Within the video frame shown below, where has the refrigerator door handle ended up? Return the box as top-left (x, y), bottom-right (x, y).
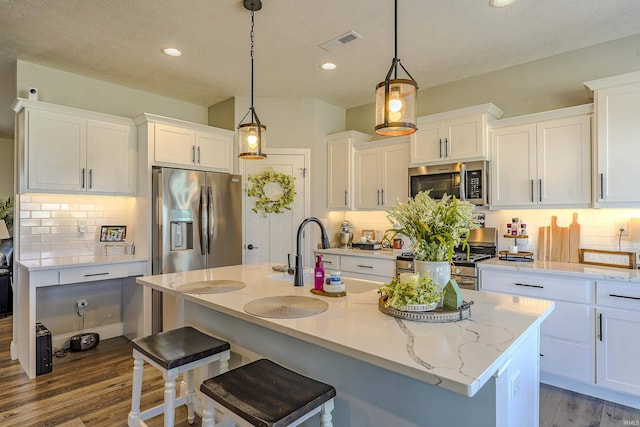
top-left (208, 186), bottom-right (214, 254)
top-left (200, 186), bottom-right (208, 255)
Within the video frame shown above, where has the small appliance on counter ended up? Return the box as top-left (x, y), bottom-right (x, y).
top-left (338, 221), bottom-right (352, 248)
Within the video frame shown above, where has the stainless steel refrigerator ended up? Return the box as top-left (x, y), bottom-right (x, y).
top-left (151, 167), bottom-right (242, 331)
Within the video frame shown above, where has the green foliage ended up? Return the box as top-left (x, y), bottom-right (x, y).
top-left (246, 168), bottom-right (296, 216)
top-left (386, 191), bottom-right (479, 263)
top-left (379, 273), bottom-right (442, 308)
top-left (0, 196), bottom-right (13, 232)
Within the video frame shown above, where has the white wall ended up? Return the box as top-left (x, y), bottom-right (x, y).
top-left (0, 137), bottom-right (12, 199)
top-left (16, 61), bottom-right (208, 124)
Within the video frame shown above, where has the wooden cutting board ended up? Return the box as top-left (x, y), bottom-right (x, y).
top-left (568, 212), bottom-right (581, 263)
top-left (538, 215), bottom-right (572, 262)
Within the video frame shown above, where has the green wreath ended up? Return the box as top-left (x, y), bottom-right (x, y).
top-left (247, 167), bottom-right (296, 216)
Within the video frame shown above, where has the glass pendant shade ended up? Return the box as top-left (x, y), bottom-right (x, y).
top-left (375, 78), bottom-right (417, 136)
top-left (238, 122), bottom-right (267, 159)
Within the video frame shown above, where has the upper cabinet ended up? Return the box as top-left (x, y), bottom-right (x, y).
top-left (410, 103), bottom-right (503, 166)
top-left (489, 105), bottom-right (592, 208)
top-left (585, 72), bottom-right (640, 207)
top-left (326, 131), bottom-right (371, 210)
top-left (136, 114), bottom-right (234, 173)
top-left (354, 137), bottom-right (409, 210)
top-left (13, 99), bottom-right (136, 195)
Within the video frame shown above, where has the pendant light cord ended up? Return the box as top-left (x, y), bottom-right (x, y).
top-left (250, 7), bottom-right (255, 121)
top-left (394, 0), bottom-right (398, 79)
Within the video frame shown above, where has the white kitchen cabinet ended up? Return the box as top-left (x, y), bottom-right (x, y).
top-left (14, 99), bottom-right (136, 195)
top-left (479, 268), bottom-right (595, 385)
top-left (585, 72), bottom-right (640, 206)
top-left (314, 250), bottom-right (395, 282)
top-left (354, 137), bottom-right (409, 209)
top-left (151, 120), bottom-right (234, 172)
top-left (326, 131), bottom-right (371, 209)
top-left (595, 280), bottom-right (640, 396)
top-left (410, 103), bottom-right (503, 165)
top-left (490, 106), bottom-right (592, 208)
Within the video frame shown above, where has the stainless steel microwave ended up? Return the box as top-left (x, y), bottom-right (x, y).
top-left (409, 161), bottom-right (488, 206)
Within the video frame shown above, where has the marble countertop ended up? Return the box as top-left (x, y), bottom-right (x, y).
top-left (479, 257), bottom-right (640, 282)
top-left (16, 255), bottom-right (148, 271)
top-left (314, 247), bottom-right (399, 259)
top-left (137, 262), bottom-right (553, 397)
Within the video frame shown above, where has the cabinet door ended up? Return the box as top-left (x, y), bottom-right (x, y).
top-left (354, 148), bottom-right (382, 209)
top-left (490, 124), bottom-right (537, 207)
top-left (154, 123), bottom-right (196, 166)
top-left (327, 138), bottom-right (352, 209)
top-left (196, 130), bottom-right (232, 172)
top-left (596, 307), bottom-right (640, 395)
top-left (86, 120), bottom-right (136, 194)
top-left (537, 115), bottom-right (591, 205)
top-left (410, 119), bottom-right (444, 164)
top-left (380, 143), bottom-right (409, 207)
top-left (445, 114), bottom-right (484, 161)
top-left (27, 109), bottom-right (86, 191)
top-left (595, 82), bottom-right (640, 204)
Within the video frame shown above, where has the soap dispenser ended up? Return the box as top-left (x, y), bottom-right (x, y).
top-left (314, 255), bottom-right (325, 290)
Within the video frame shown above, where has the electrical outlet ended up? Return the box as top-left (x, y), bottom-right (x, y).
top-left (509, 370), bottom-right (521, 399)
top-left (76, 299), bottom-right (88, 316)
top-left (78, 220), bottom-right (86, 234)
top-left (616, 220), bottom-right (629, 236)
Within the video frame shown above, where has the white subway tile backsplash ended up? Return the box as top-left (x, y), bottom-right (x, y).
top-left (18, 194), bottom-right (132, 260)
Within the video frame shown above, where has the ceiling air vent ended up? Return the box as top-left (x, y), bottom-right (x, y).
top-left (319, 31), bottom-right (362, 52)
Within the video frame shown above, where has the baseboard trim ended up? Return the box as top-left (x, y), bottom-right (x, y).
top-left (52, 322), bottom-right (124, 350)
top-left (541, 372), bottom-right (640, 410)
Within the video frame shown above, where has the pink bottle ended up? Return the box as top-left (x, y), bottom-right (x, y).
top-left (314, 255), bottom-right (325, 290)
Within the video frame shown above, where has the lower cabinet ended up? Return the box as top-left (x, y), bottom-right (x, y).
top-left (316, 252), bottom-right (395, 282)
top-left (479, 269), bottom-right (595, 385)
top-left (596, 281), bottom-right (640, 396)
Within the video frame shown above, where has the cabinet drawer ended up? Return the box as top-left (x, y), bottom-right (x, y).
top-left (59, 264), bottom-right (130, 285)
top-left (480, 270), bottom-right (593, 303)
top-left (540, 337), bottom-right (593, 384)
top-left (320, 254), bottom-right (340, 271)
top-left (540, 300), bottom-right (592, 344)
top-left (340, 256), bottom-right (395, 278)
top-left (597, 280), bottom-right (640, 310)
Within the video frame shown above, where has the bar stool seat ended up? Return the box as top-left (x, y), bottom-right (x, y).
top-left (200, 359), bottom-right (336, 427)
top-left (128, 326), bottom-right (231, 427)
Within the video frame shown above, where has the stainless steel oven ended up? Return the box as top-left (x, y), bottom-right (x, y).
top-left (409, 160), bottom-right (488, 206)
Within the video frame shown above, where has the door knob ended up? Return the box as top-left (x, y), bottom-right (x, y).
top-left (247, 244), bottom-right (258, 250)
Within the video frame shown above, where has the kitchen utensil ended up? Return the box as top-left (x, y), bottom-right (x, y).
top-left (569, 212), bottom-right (581, 263)
top-left (393, 238), bottom-right (404, 250)
top-left (537, 226), bottom-right (549, 261)
top-left (339, 232), bottom-right (352, 248)
top-left (550, 216), bottom-right (562, 261)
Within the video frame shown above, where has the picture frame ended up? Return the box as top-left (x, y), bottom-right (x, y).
top-left (579, 249), bottom-right (636, 269)
top-left (361, 229), bottom-right (374, 241)
top-left (100, 225), bottom-right (127, 242)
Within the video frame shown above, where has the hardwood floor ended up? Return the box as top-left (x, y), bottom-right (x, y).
top-left (1, 315), bottom-right (639, 426)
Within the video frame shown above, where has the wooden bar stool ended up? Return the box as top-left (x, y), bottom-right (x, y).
top-left (200, 359), bottom-right (336, 427)
top-left (128, 326), bottom-right (231, 427)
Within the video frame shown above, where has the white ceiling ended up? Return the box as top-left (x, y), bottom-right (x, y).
top-left (1, 0), bottom-right (640, 135)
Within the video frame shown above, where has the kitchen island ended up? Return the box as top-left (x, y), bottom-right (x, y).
top-left (137, 263), bottom-right (553, 426)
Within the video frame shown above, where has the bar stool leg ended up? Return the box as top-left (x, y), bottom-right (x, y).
top-left (163, 370), bottom-right (178, 427)
top-left (201, 397), bottom-right (216, 427)
top-left (320, 399), bottom-right (335, 427)
top-left (185, 369), bottom-right (196, 424)
top-left (128, 356), bottom-right (144, 426)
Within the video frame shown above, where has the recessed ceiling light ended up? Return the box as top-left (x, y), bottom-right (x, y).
top-left (162, 47), bottom-right (182, 57)
top-left (489, 0), bottom-right (516, 7)
top-left (321, 62), bottom-right (337, 71)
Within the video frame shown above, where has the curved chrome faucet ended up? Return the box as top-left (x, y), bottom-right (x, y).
top-left (294, 217), bottom-right (330, 286)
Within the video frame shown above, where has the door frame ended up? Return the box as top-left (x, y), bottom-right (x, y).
top-left (240, 148), bottom-right (311, 265)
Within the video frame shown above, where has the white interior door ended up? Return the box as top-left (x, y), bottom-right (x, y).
top-left (242, 149), bottom-right (309, 268)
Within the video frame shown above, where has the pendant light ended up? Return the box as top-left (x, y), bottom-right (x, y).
top-left (375, 0), bottom-right (418, 137)
top-left (238, 0), bottom-right (267, 160)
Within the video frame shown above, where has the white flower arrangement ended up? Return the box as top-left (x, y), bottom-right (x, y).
top-left (379, 273), bottom-right (442, 308)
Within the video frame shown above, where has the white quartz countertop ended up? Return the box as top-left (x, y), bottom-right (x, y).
top-left (16, 255), bottom-right (148, 271)
top-left (479, 257), bottom-right (640, 282)
top-left (314, 247), bottom-right (399, 259)
top-left (137, 262), bottom-right (553, 397)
